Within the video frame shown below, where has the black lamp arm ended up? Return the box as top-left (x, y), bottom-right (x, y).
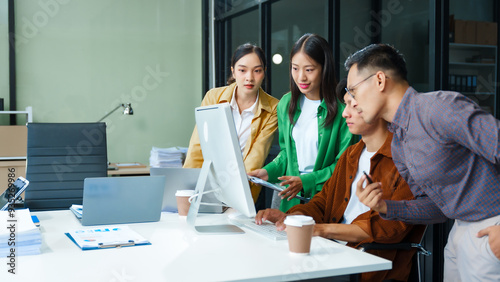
top-left (97, 104), bottom-right (126, 122)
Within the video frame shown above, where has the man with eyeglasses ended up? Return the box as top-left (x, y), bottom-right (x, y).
top-left (345, 43), bottom-right (500, 281)
top-left (256, 79), bottom-right (425, 281)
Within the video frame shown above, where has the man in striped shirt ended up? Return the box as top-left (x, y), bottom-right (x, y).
top-left (345, 43), bottom-right (500, 281)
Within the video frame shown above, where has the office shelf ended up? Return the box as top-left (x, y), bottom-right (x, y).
top-left (0, 106), bottom-right (32, 161)
top-left (0, 106), bottom-right (33, 123)
top-left (449, 43), bottom-right (497, 116)
top-left (449, 62), bottom-right (495, 67)
top-left (462, 92), bottom-right (495, 95)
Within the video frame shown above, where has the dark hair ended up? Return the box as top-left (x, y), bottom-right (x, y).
top-left (344, 44), bottom-right (408, 82)
top-left (288, 33), bottom-right (338, 127)
top-left (227, 43), bottom-right (267, 85)
top-left (336, 78), bottom-right (347, 102)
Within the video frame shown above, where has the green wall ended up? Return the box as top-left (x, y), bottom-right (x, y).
top-left (12, 0), bottom-right (202, 164)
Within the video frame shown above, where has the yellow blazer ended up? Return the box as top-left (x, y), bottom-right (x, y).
top-left (183, 83), bottom-right (279, 202)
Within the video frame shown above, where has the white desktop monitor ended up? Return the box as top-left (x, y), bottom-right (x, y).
top-left (187, 103), bottom-right (256, 233)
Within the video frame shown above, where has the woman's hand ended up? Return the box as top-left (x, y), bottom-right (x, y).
top-left (247, 169), bottom-right (269, 181)
top-left (277, 176), bottom-right (303, 201)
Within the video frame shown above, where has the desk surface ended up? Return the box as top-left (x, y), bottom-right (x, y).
top-left (1, 211), bottom-right (391, 281)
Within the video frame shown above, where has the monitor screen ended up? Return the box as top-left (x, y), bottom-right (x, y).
top-left (187, 103), bottom-right (256, 233)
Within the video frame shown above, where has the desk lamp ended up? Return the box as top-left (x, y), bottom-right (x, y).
top-left (96, 103), bottom-right (134, 171)
top-left (97, 103), bottom-right (133, 122)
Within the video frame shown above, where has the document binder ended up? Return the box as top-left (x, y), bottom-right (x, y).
top-left (65, 225), bottom-right (151, 250)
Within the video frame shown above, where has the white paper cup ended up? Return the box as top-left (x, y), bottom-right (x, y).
top-left (175, 190), bottom-right (195, 216)
top-left (284, 215), bottom-right (315, 255)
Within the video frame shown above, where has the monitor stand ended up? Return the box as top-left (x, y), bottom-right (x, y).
top-left (186, 160), bottom-right (245, 234)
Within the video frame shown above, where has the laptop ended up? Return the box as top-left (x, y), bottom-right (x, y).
top-left (80, 176), bottom-right (166, 226)
top-left (150, 167), bottom-right (222, 213)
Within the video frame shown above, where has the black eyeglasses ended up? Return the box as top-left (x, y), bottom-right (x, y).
top-left (345, 74), bottom-right (375, 100)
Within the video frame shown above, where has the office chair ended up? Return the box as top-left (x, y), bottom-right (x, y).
top-left (353, 226), bottom-right (431, 282)
top-left (24, 123), bottom-right (108, 211)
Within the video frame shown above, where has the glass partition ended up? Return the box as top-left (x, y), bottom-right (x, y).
top-left (380, 0), bottom-right (430, 92)
top-left (270, 0), bottom-right (327, 99)
top-left (226, 8), bottom-right (259, 86)
top-left (339, 0), bottom-right (372, 80)
top-left (0, 0), bottom-right (8, 124)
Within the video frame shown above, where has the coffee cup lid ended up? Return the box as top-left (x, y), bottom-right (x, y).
top-left (284, 215), bottom-right (315, 227)
top-left (175, 190), bottom-right (196, 197)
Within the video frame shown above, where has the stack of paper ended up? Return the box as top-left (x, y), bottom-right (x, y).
top-left (70, 204), bottom-right (83, 219)
top-left (0, 209), bottom-right (41, 256)
top-left (149, 146), bottom-right (188, 168)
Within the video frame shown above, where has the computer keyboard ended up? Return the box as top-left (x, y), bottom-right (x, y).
top-left (229, 216), bottom-right (287, 241)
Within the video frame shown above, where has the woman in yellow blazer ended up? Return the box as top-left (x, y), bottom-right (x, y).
top-left (183, 43), bottom-right (279, 202)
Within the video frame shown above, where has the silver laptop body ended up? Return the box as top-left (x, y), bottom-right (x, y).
top-left (149, 167), bottom-right (222, 213)
top-left (81, 176), bottom-right (165, 226)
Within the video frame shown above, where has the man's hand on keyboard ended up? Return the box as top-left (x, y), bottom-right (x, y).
top-left (255, 208), bottom-right (287, 230)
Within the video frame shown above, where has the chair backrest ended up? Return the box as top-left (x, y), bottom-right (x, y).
top-left (24, 123), bottom-right (108, 211)
top-left (357, 225), bottom-right (430, 282)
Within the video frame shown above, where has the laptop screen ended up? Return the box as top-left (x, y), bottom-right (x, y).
top-left (81, 176), bottom-right (165, 226)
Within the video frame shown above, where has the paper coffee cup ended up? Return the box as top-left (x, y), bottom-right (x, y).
top-left (284, 215), bottom-right (315, 255)
top-left (175, 190), bottom-right (195, 216)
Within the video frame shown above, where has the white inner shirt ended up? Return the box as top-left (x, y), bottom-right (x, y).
top-left (230, 87), bottom-right (258, 153)
top-left (342, 147), bottom-right (375, 224)
top-left (292, 95), bottom-right (320, 174)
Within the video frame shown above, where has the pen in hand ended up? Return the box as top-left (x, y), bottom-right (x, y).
top-left (363, 171), bottom-right (373, 184)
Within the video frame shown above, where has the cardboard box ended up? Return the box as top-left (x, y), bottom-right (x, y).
top-left (455, 20), bottom-right (476, 44)
top-left (476, 21), bottom-right (497, 45)
top-left (0, 126), bottom-right (27, 158)
top-left (0, 160), bottom-right (26, 193)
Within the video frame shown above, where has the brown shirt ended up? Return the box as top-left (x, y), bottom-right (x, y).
top-left (288, 132), bottom-right (426, 282)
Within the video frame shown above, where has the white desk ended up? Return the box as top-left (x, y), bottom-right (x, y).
top-left (0, 211), bottom-right (391, 281)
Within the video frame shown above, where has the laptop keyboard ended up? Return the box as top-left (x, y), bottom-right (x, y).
top-left (229, 216), bottom-right (287, 241)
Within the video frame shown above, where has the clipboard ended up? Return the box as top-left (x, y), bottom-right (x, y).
top-left (65, 225), bottom-right (151, 250)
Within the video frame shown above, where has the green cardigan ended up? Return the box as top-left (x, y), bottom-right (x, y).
top-left (263, 92), bottom-right (355, 212)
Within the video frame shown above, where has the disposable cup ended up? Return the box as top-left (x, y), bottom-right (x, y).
top-left (284, 215), bottom-right (315, 255)
top-left (175, 190), bottom-right (195, 216)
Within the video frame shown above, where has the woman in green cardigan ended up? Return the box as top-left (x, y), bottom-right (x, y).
top-left (249, 34), bottom-right (354, 212)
